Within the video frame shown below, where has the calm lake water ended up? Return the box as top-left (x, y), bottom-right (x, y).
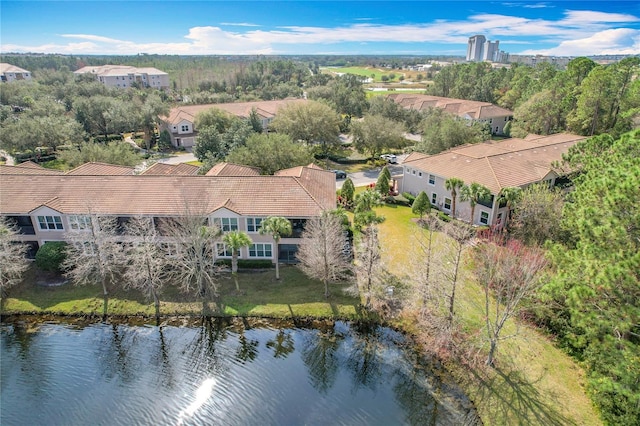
top-left (1, 317), bottom-right (479, 426)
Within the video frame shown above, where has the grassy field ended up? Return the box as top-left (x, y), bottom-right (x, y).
top-left (2, 266), bottom-right (360, 319)
top-left (374, 202), bottom-right (601, 426)
top-left (1, 198), bottom-right (601, 425)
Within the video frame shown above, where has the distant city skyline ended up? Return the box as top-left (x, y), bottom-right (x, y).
top-left (1, 1), bottom-right (639, 56)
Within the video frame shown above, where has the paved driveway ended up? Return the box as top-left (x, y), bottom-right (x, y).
top-left (336, 155), bottom-right (407, 189)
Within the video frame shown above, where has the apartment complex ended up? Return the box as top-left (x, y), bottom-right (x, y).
top-left (386, 93), bottom-right (513, 135)
top-left (74, 65), bottom-right (170, 89)
top-left (160, 99), bottom-right (307, 148)
top-left (0, 161), bottom-right (336, 262)
top-left (466, 35), bottom-right (503, 62)
top-left (0, 63), bottom-right (32, 82)
top-left (402, 133), bottom-right (585, 226)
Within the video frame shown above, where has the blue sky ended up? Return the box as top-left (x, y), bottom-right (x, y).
top-left (1, 1), bottom-right (639, 56)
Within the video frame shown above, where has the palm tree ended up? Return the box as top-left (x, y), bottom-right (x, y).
top-left (497, 187), bottom-right (522, 229)
top-left (444, 177), bottom-right (465, 218)
top-left (222, 230), bottom-right (253, 292)
top-left (259, 217), bottom-right (292, 280)
top-left (460, 182), bottom-right (491, 225)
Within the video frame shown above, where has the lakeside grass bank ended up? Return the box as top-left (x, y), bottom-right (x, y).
top-left (1, 201), bottom-right (601, 425)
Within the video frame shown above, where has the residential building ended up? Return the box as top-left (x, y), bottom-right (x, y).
top-left (466, 35), bottom-right (486, 62)
top-left (386, 94), bottom-right (513, 135)
top-left (482, 40), bottom-right (500, 62)
top-left (159, 99), bottom-right (307, 148)
top-left (74, 65), bottom-right (170, 89)
top-left (401, 133), bottom-right (585, 226)
top-left (0, 63), bottom-right (32, 82)
top-left (0, 162), bottom-right (335, 263)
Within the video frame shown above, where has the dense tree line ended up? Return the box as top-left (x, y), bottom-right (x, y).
top-left (429, 57), bottom-right (640, 138)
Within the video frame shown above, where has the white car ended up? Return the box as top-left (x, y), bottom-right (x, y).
top-left (380, 154), bottom-right (398, 164)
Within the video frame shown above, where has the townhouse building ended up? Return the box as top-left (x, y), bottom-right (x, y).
top-left (0, 63), bottom-right (32, 82)
top-left (401, 133), bottom-right (585, 226)
top-left (0, 162), bottom-right (335, 263)
top-left (386, 94), bottom-right (513, 135)
top-left (74, 65), bottom-right (170, 89)
top-left (160, 99), bottom-right (307, 148)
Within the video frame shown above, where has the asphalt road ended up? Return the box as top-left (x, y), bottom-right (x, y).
top-left (336, 154), bottom-right (407, 189)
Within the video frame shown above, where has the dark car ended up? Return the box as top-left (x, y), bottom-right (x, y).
top-left (331, 170), bottom-right (347, 179)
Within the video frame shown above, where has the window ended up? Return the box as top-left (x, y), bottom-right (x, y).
top-left (214, 218), bottom-right (238, 232)
top-left (37, 215), bottom-right (63, 231)
top-left (69, 215), bottom-right (91, 230)
top-left (480, 211), bottom-right (489, 225)
top-left (405, 168), bottom-right (411, 175)
top-left (431, 193), bottom-right (437, 205)
top-left (428, 174), bottom-right (436, 185)
top-left (412, 170), bottom-right (416, 175)
top-left (418, 172), bottom-right (423, 178)
top-left (249, 243), bottom-right (272, 258)
top-left (444, 197), bottom-right (452, 210)
top-left (246, 217), bottom-right (263, 232)
top-left (181, 125), bottom-right (189, 132)
top-left (216, 243), bottom-right (237, 257)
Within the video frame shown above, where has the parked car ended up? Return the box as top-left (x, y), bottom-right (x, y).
top-left (380, 154), bottom-right (398, 164)
top-left (331, 170), bottom-right (347, 179)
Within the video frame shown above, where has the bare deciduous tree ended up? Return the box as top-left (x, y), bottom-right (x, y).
top-left (440, 222), bottom-right (475, 325)
top-left (354, 224), bottom-right (383, 309)
top-left (297, 211), bottom-right (352, 298)
top-left (64, 214), bottom-right (125, 317)
top-left (472, 235), bottom-right (548, 366)
top-left (163, 215), bottom-right (221, 308)
top-left (0, 218), bottom-right (29, 298)
top-left (122, 217), bottom-right (170, 322)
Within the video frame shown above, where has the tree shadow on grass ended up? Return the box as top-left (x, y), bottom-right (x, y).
top-left (467, 362), bottom-right (576, 426)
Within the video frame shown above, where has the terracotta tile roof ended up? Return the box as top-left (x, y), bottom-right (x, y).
top-left (141, 162), bottom-right (200, 176)
top-left (0, 170), bottom-right (335, 218)
top-left (387, 94), bottom-right (513, 120)
top-left (66, 162), bottom-right (135, 175)
top-left (403, 133), bottom-right (585, 194)
top-left (162, 99), bottom-right (308, 126)
top-left (15, 161), bottom-right (44, 169)
top-left (0, 164), bottom-right (64, 175)
top-left (206, 162), bottom-right (261, 176)
top-left (0, 63), bottom-right (30, 73)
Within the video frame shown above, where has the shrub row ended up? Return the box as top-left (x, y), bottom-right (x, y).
top-left (215, 259), bottom-right (273, 269)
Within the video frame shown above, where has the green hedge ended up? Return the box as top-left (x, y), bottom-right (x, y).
top-left (215, 259), bottom-right (273, 269)
top-left (437, 211), bottom-right (452, 223)
top-left (35, 241), bottom-right (68, 272)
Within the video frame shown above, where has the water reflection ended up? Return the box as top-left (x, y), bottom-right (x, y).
top-left (0, 318), bottom-right (479, 425)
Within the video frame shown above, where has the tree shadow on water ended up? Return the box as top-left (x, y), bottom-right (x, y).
top-left (468, 363), bottom-right (576, 426)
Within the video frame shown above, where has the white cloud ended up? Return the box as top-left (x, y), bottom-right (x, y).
top-left (218, 22), bottom-right (260, 27)
top-left (521, 28), bottom-right (640, 56)
top-left (1, 9), bottom-right (639, 55)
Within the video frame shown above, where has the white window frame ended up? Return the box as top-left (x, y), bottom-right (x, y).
top-left (246, 217), bottom-right (263, 233)
top-left (214, 217), bottom-right (238, 232)
top-left (216, 243), bottom-right (237, 258)
top-left (428, 174), bottom-right (436, 185)
top-left (444, 197), bottom-right (452, 211)
top-left (431, 193), bottom-right (437, 205)
top-left (249, 243), bottom-right (272, 258)
top-left (37, 215), bottom-right (63, 231)
top-left (181, 124), bottom-right (189, 132)
top-left (480, 211), bottom-right (490, 225)
top-left (69, 215), bottom-right (91, 230)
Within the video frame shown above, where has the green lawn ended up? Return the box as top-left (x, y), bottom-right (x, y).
top-left (2, 265), bottom-right (360, 319)
top-left (374, 203), bottom-right (601, 426)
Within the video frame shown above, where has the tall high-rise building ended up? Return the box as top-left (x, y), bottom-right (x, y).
top-left (482, 40), bottom-right (499, 61)
top-left (466, 35), bottom-right (486, 62)
top-left (466, 35), bottom-right (500, 62)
